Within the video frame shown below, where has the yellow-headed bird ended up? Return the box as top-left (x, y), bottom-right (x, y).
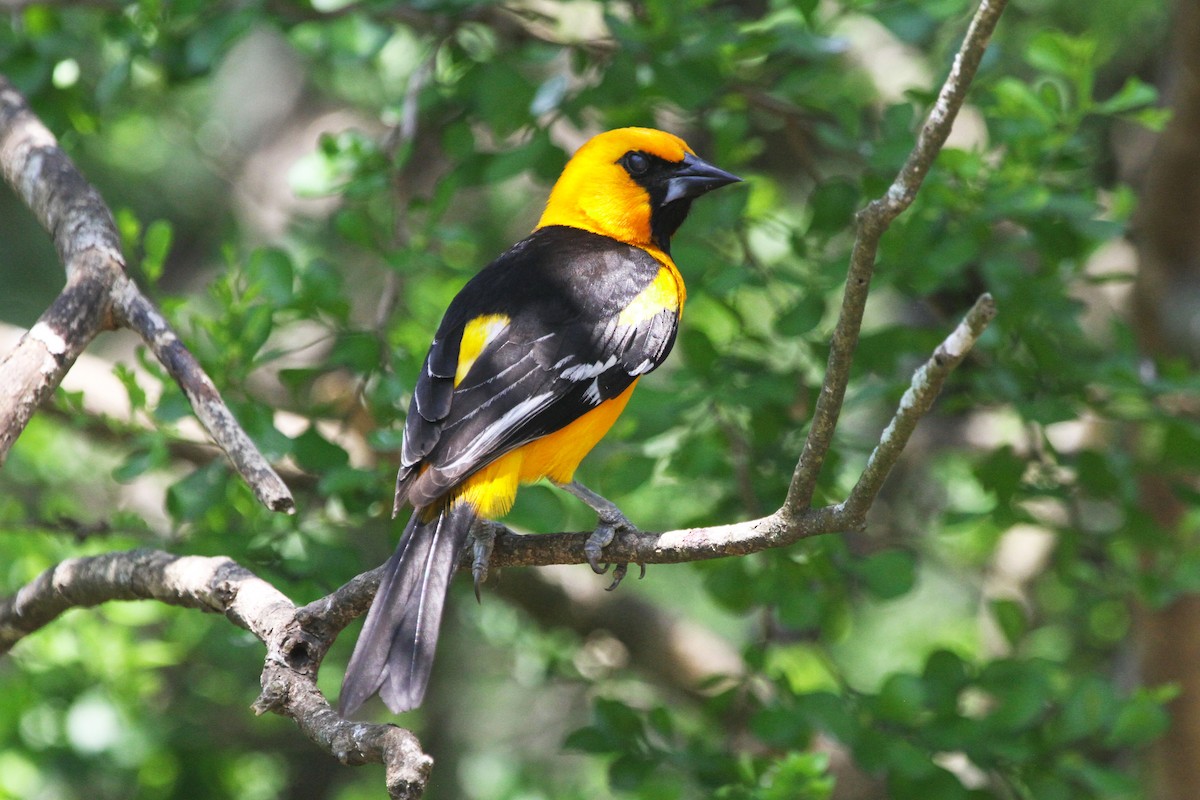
top-left (340, 127), bottom-right (740, 715)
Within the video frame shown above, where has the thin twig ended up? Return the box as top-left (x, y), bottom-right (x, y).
top-left (111, 285), bottom-right (294, 512)
top-left (840, 293), bottom-right (996, 519)
top-left (785, 0), bottom-right (1008, 516)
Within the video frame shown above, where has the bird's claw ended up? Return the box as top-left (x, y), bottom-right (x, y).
top-left (584, 522), bottom-right (616, 575)
top-left (605, 563), bottom-right (628, 591)
top-left (556, 480), bottom-right (648, 591)
top-left (583, 511), bottom-right (646, 591)
top-left (603, 561), bottom-right (648, 591)
top-left (471, 520), bottom-right (499, 603)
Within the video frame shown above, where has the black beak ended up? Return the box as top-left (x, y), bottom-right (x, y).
top-left (663, 152), bottom-right (742, 204)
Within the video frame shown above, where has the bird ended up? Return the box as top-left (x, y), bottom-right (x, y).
top-left (339, 127), bottom-right (741, 716)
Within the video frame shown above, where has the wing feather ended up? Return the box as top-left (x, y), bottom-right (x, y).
top-left (394, 226), bottom-right (680, 511)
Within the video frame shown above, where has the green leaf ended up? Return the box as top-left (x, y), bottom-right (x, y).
top-left (564, 726), bottom-right (613, 754)
top-left (777, 292), bottom-right (826, 338)
top-left (112, 363), bottom-right (147, 414)
top-left (1094, 77), bottom-right (1157, 115)
top-left (1126, 106), bottom-right (1172, 132)
top-left (610, 752), bottom-right (659, 792)
top-left (796, 691), bottom-right (856, 744)
top-left (317, 466), bottom-right (378, 505)
top-left (166, 463), bottom-right (228, 523)
top-left (647, 706), bottom-right (674, 739)
top-left (115, 207), bottom-right (141, 257)
top-left (755, 752), bottom-right (834, 800)
top-left (141, 219), bottom-right (173, 284)
top-left (807, 180), bottom-right (858, 234)
top-left (978, 660), bottom-right (1052, 731)
top-left (874, 673), bottom-right (927, 726)
top-left (751, 703), bottom-right (812, 748)
top-left (973, 446), bottom-right (1025, 507)
top-left (296, 258), bottom-right (348, 318)
top-left (1074, 449), bottom-right (1120, 497)
top-left (776, 584), bottom-right (820, 630)
top-left (472, 62), bottom-right (535, 137)
top-left (330, 331), bottom-right (383, 372)
top-left (701, 559), bottom-right (758, 613)
top-left (334, 206), bottom-right (379, 249)
top-left (856, 549), bottom-right (917, 600)
top-left (989, 598), bottom-right (1027, 648)
top-left (1052, 676), bottom-right (1116, 743)
top-left (113, 440), bottom-right (167, 483)
top-left (291, 428), bottom-right (350, 472)
top-left (1025, 31), bottom-right (1096, 79)
top-left (594, 697), bottom-right (646, 741)
top-left (794, 0), bottom-right (819, 25)
top-left (1105, 690), bottom-right (1171, 747)
top-left (1023, 773), bottom-right (1073, 800)
top-left (247, 248), bottom-right (294, 305)
top-left (922, 649), bottom-right (970, 715)
top-left (241, 305), bottom-right (274, 361)
top-left (888, 767), bottom-right (972, 800)
top-left (681, 328), bottom-right (720, 373)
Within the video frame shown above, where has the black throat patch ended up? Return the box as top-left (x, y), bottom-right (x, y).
top-left (618, 151), bottom-right (693, 255)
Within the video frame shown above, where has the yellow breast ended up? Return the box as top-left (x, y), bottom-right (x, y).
top-left (453, 381), bottom-right (639, 518)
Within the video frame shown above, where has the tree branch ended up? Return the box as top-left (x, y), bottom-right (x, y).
top-left (0, 75), bottom-right (294, 513)
top-left (785, 0), bottom-right (1008, 515)
top-left (842, 292), bottom-right (996, 519)
top-left (478, 295), bottom-right (997, 570)
top-left (0, 294), bottom-right (996, 795)
top-left (0, 548), bottom-right (432, 800)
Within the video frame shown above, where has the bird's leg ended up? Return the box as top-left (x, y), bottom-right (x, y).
top-left (553, 479), bottom-right (645, 590)
top-left (470, 518), bottom-right (503, 602)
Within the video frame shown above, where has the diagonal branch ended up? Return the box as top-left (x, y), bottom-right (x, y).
top-left (0, 75), bottom-right (294, 513)
top-left (840, 292), bottom-right (996, 519)
top-left (784, 0), bottom-right (1008, 515)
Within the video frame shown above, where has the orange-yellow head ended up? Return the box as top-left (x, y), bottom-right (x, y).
top-left (537, 127), bottom-right (740, 253)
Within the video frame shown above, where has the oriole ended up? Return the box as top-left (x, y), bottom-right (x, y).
top-left (339, 127), bottom-right (740, 715)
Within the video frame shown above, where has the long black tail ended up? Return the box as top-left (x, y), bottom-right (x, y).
top-left (339, 502), bottom-right (476, 716)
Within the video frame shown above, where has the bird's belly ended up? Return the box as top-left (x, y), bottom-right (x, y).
top-left (455, 379), bottom-right (640, 519)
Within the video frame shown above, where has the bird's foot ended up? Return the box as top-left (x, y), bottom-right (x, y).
top-left (556, 480), bottom-right (646, 591)
top-left (471, 519), bottom-right (503, 602)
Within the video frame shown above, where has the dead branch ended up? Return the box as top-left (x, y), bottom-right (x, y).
top-left (0, 76), bottom-right (294, 513)
top-left (0, 548), bottom-right (431, 800)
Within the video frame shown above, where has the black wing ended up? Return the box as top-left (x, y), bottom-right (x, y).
top-left (394, 225), bottom-right (679, 512)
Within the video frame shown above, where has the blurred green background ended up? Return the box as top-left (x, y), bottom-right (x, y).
top-left (2, 0), bottom-right (1196, 798)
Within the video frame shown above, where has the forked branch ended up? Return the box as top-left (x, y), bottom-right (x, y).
top-left (0, 550), bottom-right (432, 800)
top-left (785, 0), bottom-right (1008, 514)
top-left (0, 76), bottom-right (294, 513)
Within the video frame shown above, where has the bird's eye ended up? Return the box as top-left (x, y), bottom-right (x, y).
top-left (624, 152), bottom-right (650, 177)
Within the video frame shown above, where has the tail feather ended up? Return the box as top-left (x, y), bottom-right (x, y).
top-left (339, 502), bottom-right (476, 716)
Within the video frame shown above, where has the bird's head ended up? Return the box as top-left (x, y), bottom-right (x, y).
top-left (537, 127), bottom-right (741, 253)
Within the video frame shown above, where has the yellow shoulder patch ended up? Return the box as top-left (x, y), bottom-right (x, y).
top-left (456, 314), bottom-right (510, 386)
top-left (617, 264), bottom-right (686, 327)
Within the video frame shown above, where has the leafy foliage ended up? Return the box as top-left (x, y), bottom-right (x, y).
top-left (0, 0), bottom-right (1182, 798)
